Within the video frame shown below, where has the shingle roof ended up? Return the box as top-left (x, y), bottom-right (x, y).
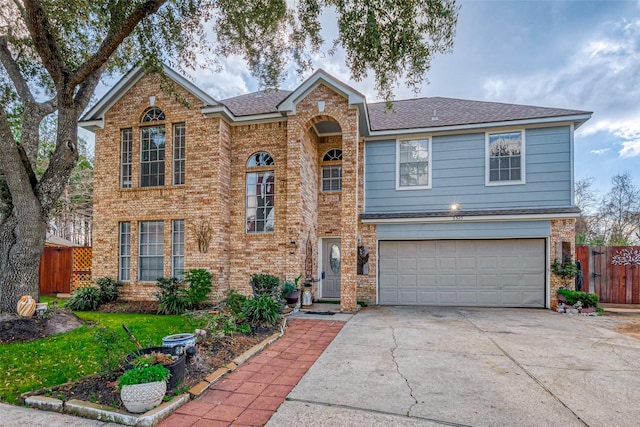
top-left (367, 97), bottom-right (591, 131)
top-left (220, 90), bottom-right (292, 117)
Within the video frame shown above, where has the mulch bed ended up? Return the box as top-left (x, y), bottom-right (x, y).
top-left (5, 305), bottom-right (279, 409)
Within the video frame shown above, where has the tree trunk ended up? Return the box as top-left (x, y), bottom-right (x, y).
top-left (0, 212), bottom-right (46, 313)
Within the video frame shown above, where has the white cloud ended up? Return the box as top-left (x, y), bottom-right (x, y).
top-left (480, 18), bottom-right (640, 160)
top-left (620, 140), bottom-right (640, 157)
top-left (590, 148), bottom-right (610, 155)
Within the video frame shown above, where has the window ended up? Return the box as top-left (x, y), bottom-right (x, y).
top-left (121, 129), bottom-right (132, 188)
top-left (119, 222), bottom-right (131, 281)
top-left (397, 138), bottom-right (431, 189)
top-left (172, 220), bottom-right (185, 280)
top-left (140, 126), bottom-right (165, 187)
top-left (173, 123), bottom-right (185, 185)
top-left (321, 149), bottom-right (342, 192)
top-left (486, 130), bottom-right (525, 185)
top-left (246, 152), bottom-right (275, 233)
top-left (139, 221), bottom-right (164, 281)
top-left (140, 107), bottom-right (166, 187)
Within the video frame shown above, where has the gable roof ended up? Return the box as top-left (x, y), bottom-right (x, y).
top-left (368, 97), bottom-right (592, 132)
top-left (79, 64), bottom-right (219, 131)
top-left (277, 69), bottom-right (366, 114)
top-left (220, 90), bottom-right (291, 116)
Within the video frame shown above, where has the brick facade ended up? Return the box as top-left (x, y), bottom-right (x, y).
top-left (92, 76), bottom-right (367, 311)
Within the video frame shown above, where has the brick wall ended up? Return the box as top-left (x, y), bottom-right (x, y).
top-left (550, 218), bottom-right (576, 309)
top-left (93, 74), bottom-right (223, 301)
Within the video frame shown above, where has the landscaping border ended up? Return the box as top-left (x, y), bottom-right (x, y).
top-left (19, 318), bottom-right (287, 426)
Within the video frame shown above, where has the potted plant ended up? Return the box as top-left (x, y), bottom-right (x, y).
top-left (118, 355), bottom-right (171, 413)
top-left (282, 274), bottom-right (302, 305)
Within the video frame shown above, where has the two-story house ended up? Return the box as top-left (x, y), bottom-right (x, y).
top-left (79, 65), bottom-right (591, 311)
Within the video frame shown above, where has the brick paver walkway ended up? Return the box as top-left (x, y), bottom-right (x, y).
top-left (158, 318), bottom-right (344, 427)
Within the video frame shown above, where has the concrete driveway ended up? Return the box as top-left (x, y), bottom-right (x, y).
top-left (268, 307), bottom-right (640, 426)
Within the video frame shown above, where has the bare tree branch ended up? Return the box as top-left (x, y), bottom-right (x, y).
top-left (74, 67), bottom-right (104, 113)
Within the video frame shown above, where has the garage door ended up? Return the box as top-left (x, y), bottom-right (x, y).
top-left (379, 239), bottom-right (545, 307)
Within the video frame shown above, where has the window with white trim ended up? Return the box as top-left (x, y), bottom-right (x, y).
top-left (397, 138), bottom-right (431, 189)
top-left (121, 129), bottom-right (132, 188)
top-left (119, 222), bottom-right (131, 282)
top-left (321, 148), bottom-right (342, 192)
top-left (486, 130), bottom-right (524, 185)
top-left (246, 152), bottom-right (275, 233)
top-left (139, 221), bottom-right (164, 281)
top-left (140, 107), bottom-right (165, 187)
top-left (173, 123), bottom-right (185, 185)
top-left (172, 219), bottom-right (185, 280)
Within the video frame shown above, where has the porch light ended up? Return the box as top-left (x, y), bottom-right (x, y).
top-left (451, 204), bottom-right (460, 211)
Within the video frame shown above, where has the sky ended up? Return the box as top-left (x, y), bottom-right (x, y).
top-left (86, 0), bottom-right (640, 196)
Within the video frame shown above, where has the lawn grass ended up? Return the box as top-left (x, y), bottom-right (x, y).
top-left (0, 311), bottom-right (193, 404)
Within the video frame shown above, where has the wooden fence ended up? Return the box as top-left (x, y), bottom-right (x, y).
top-left (575, 246), bottom-right (640, 304)
top-left (39, 246), bottom-right (92, 295)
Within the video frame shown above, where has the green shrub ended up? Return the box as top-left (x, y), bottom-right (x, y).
top-left (182, 269), bottom-right (213, 309)
top-left (156, 277), bottom-right (187, 315)
top-left (118, 364), bottom-right (170, 389)
top-left (96, 277), bottom-right (122, 303)
top-left (242, 295), bottom-right (280, 326)
top-left (223, 289), bottom-right (247, 315)
top-left (557, 288), bottom-right (599, 308)
top-left (67, 286), bottom-right (102, 311)
top-left (551, 259), bottom-right (579, 285)
top-left (250, 274), bottom-right (281, 298)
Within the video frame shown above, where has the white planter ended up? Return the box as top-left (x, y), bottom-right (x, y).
top-left (120, 380), bottom-right (167, 413)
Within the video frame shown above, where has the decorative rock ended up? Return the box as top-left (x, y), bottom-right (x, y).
top-left (17, 295), bottom-right (36, 317)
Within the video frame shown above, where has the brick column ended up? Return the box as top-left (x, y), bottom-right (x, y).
top-left (550, 218), bottom-right (576, 309)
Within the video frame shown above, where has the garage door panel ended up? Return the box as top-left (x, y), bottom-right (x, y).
top-left (418, 291), bottom-right (437, 304)
top-left (379, 239), bottom-right (545, 307)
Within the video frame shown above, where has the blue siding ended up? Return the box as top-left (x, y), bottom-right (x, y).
top-left (365, 126), bottom-right (572, 213)
top-left (376, 220), bottom-right (551, 240)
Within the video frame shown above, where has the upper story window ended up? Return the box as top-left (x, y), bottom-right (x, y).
top-left (246, 152), bottom-right (275, 234)
top-left (140, 107), bottom-right (166, 187)
top-left (321, 149), bottom-right (342, 192)
top-left (486, 130), bottom-right (525, 185)
top-left (142, 107), bottom-right (166, 122)
top-left (173, 123), bottom-right (185, 185)
top-left (120, 128), bottom-right (132, 188)
top-left (397, 138), bottom-right (431, 190)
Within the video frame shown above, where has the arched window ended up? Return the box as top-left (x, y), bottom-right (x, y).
top-left (139, 108), bottom-right (166, 187)
top-left (246, 152), bottom-right (275, 233)
top-left (141, 107), bottom-right (166, 122)
top-left (321, 148), bottom-right (342, 192)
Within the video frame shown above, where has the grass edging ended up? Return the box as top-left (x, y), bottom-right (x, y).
top-left (20, 317), bottom-right (288, 425)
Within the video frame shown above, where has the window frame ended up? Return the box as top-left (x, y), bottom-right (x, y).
top-left (138, 220), bottom-right (164, 282)
top-left (485, 129), bottom-right (526, 186)
top-left (246, 152), bottom-right (275, 234)
top-left (172, 219), bottom-right (185, 280)
top-left (120, 128), bottom-right (132, 188)
top-left (321, 148), bottom-right (342, 193)
top-left (140, 124), bottom-right (166, 187)
top-left (395, 137), bottom-right (432, 191)
top-left (173, 123), bottom-right (185, 186)
top-left (119, 222), bottom-right (131, 282)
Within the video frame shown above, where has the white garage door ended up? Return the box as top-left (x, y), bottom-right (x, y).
top-left (379, 239), bottom-right (545, 307)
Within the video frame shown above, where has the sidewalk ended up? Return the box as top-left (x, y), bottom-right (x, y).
top-left (158, 318), bottom-right (344, 427)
